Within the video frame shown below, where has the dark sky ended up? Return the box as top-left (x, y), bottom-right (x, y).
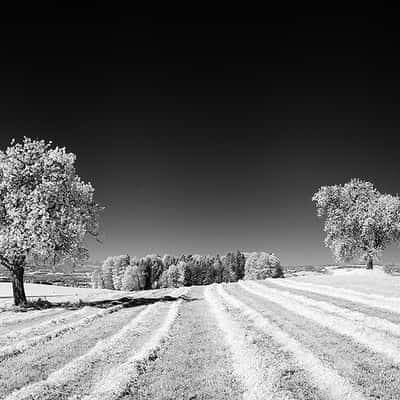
top-left (1, 16), bottom-right (400, 265)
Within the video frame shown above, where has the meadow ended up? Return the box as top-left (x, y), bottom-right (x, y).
top-left (1, 268), bottom-right (400, 399)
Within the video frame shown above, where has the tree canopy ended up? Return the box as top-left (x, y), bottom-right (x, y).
top-left (0, 137), bottom-right (103, 304)
top-left (312, 179), bottom-right (400, 268)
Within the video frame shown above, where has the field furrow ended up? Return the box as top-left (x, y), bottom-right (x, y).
top-left (205, 285), bottom-right (285, 400)
top-left (0, 304), bottom-right (123, 362)
top-left (239, 281), bottom-right (400, 363)
top-left (245, 281), bottom-right (400, 337)
top-left (120, 286), bottom-right (244, 400)
top-left (272, 279), bottom-right (400, 314)
top-left (5, 302), bottom-right (174, 400)
top-left (217, 284), bottom-right (366, 400)
top-left (0, 306), bottom-right (144, 398)
top-left (3, 274), bottom-right (400, 400)
top-left (225, 283), bottom-right (400, 400)
top-left (3, 288), bottom-right (188, 400)
top-left (0, 308), bottom-right (65, 328)
top-left (260, 280), bottom-right (400, 324)
top-left (0, 307), bottom-right (99, 346)
top-left (83, 292), bottom-right (187, 400)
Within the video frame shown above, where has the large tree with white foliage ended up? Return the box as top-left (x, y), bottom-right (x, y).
top-left (312, 179), bottom-right (400, 269)
top-left (0, 138), bottom-right (103, 305)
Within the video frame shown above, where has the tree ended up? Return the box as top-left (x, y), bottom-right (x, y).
top-left (112, 254), bottom-right (130, 290)
top-left (158, 270), bottom-right (169, 288)
top-left (130, 255), bottom-right (140, 266)
top-left (167, 262), bottom-right (185, 287)
top-left (224, 252), bottom-right (238, 281)
top-left (244, 252), bottom-right (283, 279)
top-left (182, 261), bottom-right (192, 286)
top-left (91, 268), bottom-right (104, 289)
top-left (203, 256), bottom-right (216, 285)
top-left (312, 179), bottom-right (400, 269)
top-left (0, 138), bottom-right (102, 305)
top-left (148, 254), bottom-right (164, 288)
top-left (121, 265), bottom-right (140, 291)
top-left (213, 255), bottom-right (223, 283)
top-left (136, 259), bottom-right (148, 290)
top-left (236, 250), bottom-right (246, 280)
top-left (102, 257), bottom-right (115, 290)
top-left (162, 254), bottom-right (176, 268)
top-left (221, 255), bottom-right (232, 283)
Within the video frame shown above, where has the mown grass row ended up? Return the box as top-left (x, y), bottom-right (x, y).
top-left (211, 284), bottom-right (366, 400)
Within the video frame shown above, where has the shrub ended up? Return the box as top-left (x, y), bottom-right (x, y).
top-left (245, 252), bottom-right (283, 280)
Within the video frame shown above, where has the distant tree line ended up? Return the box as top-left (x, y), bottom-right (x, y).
top-left (91, 251), bottom-right (283, 291)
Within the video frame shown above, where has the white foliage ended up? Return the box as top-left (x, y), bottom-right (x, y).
top-left (121, 265), bottom-right (140, 291)
top-left (112, 255), bottom-right (130, 290)
top-left (101, 257), bottom-right (115, 290)
top-left (313, 179), bottom-right (400, 264)
top-left (0, 137), bottom-right (102, 267)
top-left (167, 263), bottom-right (185, 287)
top-left (91, 269), bottom-right (103, 289)
top-left (244, 252), bottom-right (282, 279)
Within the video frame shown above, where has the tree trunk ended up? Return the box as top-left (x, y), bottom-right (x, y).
top-left (366, 257), bottom-right (373, 270)
top-left (11, 266), bottom-right (27, 306)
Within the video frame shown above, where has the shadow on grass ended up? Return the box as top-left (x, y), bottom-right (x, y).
top-left (10, 294), bottom-right (199, 311)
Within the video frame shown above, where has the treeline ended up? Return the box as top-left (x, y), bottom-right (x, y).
top-left (91, 251), bottom-right (283, 291)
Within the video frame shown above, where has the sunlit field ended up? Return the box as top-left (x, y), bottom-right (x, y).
top-left (1, 269), bottom-right (400, 399)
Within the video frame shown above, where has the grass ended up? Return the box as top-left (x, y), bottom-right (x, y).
top-left (86, 299), bottom-right (184, 400)
top-left (0, 304), bottom-right (124, 362)
top-left (0, 307), bottom-right (143, 398)
top-left (273, 278), bottom-right (400, 313)
top-left (6, 303), bottom-right (167, 400)
top-left (3, 270), bottom-right (400, 398)
top-left (218, 284), bottom-right (366, 400)
top-left (239, 281), bottom-right (400, 364)
top-left (122, 286), bottom-right (244, 400)
top-left (246, 280), bottom-right (400, 337)
top-left (225, 282), bottom-right (400, 400)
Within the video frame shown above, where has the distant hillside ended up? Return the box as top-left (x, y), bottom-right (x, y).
top-left (0, 261), bottom-right (100, 288)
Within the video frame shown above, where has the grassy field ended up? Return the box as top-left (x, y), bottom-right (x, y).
top-left (1, 269), bottom-right (400, 399)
